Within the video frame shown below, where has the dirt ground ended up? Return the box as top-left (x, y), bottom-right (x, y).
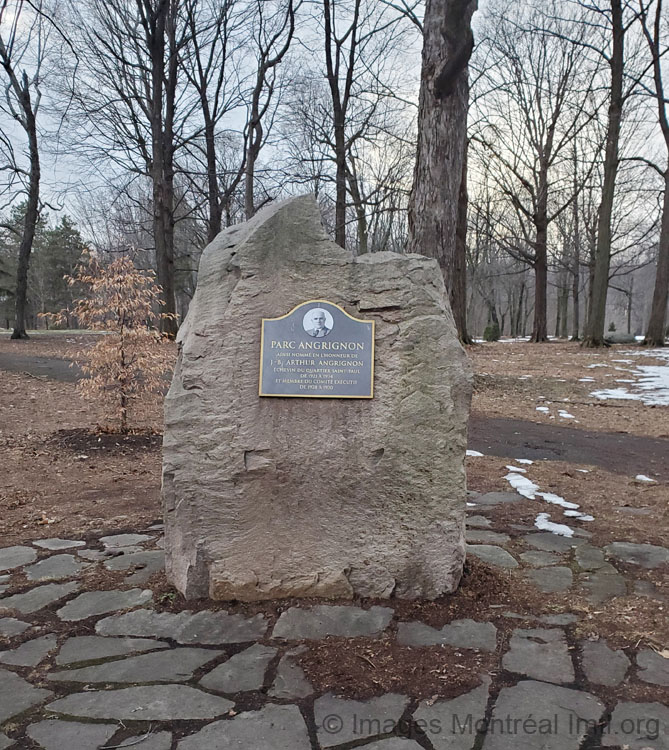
top-left (0, 333), bottom-right (667, 660)
top-left (470, 340), bottom-right (669, 438)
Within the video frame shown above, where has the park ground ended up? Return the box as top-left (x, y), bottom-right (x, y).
top-left (0, 333), bottom-right (667, 749)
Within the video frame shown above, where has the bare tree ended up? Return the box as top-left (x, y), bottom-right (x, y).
top-left (0, 0), bottom-right (47, 338)
top-left (471, 1), bottom-right (598, 342)
top-left (64, 0), bottom-right (196, 337)
top-left (638, 0), bottom-right (669, 346)
top-left (244, 0), bottom-right (299, 220)
top-left (406, 0), bottom-right (476, 342)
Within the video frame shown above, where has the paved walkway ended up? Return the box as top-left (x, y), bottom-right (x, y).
top-left (0, 502), bottom-right (668, 749)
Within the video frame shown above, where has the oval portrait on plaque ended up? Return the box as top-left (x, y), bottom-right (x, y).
top-left (302, 307), bottom-right (334, 338)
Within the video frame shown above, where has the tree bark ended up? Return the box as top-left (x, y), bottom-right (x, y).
top-left (407, 0), bottom-right (477, 336)
top-left (531, 221), bottom-right (548, 342)
top-left (12, 107), bottom-right (40, 340)
top-left (452, 147), bottom-right (472, 343)
top-left (645, 172), bottom-right (669, 345)
top-left (583, 0), bottom-right (623, 348)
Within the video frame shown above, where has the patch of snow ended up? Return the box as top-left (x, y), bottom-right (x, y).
top-left (504, 473), bottom-right (540, 499)
top-left (534, 513), bottom-right (574, 537)
top-left (590, 387), bottom-right (640, 401)
top-left (563, 511), bottom-right (594, 521)
top-left (576, 469), bottom-right (589, 473)
top-left (615, 379), bottom-right (636, 383)
top-left (536, 492), bottom-right (579, 510)
top-left (506, 465), bottom-right (527, 473)
top-left (635, 474), bottom-right (656, 483)
top-left (466, 450), bottom-right (484, 457)
top-left (587, 363), bottom-right (609, 368)
top-left (578, 377), bottom-right (595, 382)
top-left (612, 359), bottom-right (633, 364)
top-left (466, 502), bottom-right (477, 507)
top-left (558, 410), bottom-right (575, 419)
top-left (536, 406), bottom-right (550, 413)
top-left (516, 459), bottom-right (534, 465)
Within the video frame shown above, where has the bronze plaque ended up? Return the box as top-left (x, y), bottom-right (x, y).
top-left (259, 300), bottom-right (374, 398)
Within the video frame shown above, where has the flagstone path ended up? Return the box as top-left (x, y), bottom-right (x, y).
top-left (0, 499), bottom-right (667, 750)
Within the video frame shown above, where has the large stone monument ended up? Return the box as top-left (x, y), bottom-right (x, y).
top-left (163, 196), bottom-right (472, 601)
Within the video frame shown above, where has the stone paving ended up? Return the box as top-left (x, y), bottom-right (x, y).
top-left (0, 499), bottom-right (667, 749)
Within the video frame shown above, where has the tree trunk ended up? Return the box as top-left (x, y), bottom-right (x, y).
top-left (452, 146), bottom-right (472, 343)
top-left (12, 107), bottom-right (40, 339)
top-left (644, 172), bottom-right (669, 346)
top-left (149, 0), bottom-right (178, 338)
top-left (204, 117), bottom-right (222, 242)
top-left (244, 96), bottom-right (262, 220)
top-left (530, 211), bottom-right (549, 342)
top-left (583, 0), bottom-right (623, 348)
top-left (407, 0), bottom-right (477, 330)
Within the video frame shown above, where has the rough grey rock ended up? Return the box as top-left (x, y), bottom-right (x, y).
top-left (465, 530), bottom-right (511, 545)
top-left (605, 542), bottom-right (669, 568)
top-left (314, 693), bottom-right (409, 747)
top-left (466, 515), bottom-right (491, 528)
top-left (103, 550), bottom-right (165, 584)
top-left (474, 492), bottom-right (523, 506)
top-left (0, 734), bottom-right (12, 749)
top-left (269, 647), bottom-right (313, 700)
top-left (0, 617), bottom-right (30, 636)
top-left (176, 704), bottom-right (311, 750)
top-left (581, 566), bottom-right (626, 603)
top-left (47, 685), bottom-right (234, 721)
top-left (520, 551), bottom-right (561, 567)
top-left (0, 545), bottom-right (37, 571)
top-left (634, 579), bottom-right (665, 600)
top-left (397, 619), bottom-right (497, 652)
top-left (96, 609), bottom-right (268, 644)
top-left (100, 534), bottom-right (153, 548)
top-left (637, 649), bottom-right (669, 686)
top-left (414, 678), bottom-right (491, 750)
top-left (0, 634), bottom-right (58, 667)
top-left (482, 680), bottom-right (604, 750)
top-left (527, 566), bottom-right (573, 593)
top-left (602, 701), bottom-right (669, 749)
top-left (523, 533), bottom-right (584, 553)
top-left (272, 604), bottom-right (393, 640)
top-left (466, 544), bottom-right (518, 569)
top-left (76, 549), bottom-right (108, 561)
top-left (26, 720), bottom-right (117, 750)
top-left (117, 732), bottom-right (172, 750)
top-left (0, 582), bottom-right (79, 615)
top-left (574, 544), bottom-right (607, 571)
top-left (57, 588), bottom-right (152, 621)
top-left (56, 636), bottom-right (169, 665)
top-left (199, 644), bottom-right (276, 692)
top-left (539, 613), bottom-right (578, 625)
top-left (581, 640), bottom-right (630, 686)
top-left (0, 668), bottom-right (52, 722)
top-left (163, 196), bottom-right (471, 601)
top-left (502, 628), bottom-right (574, 683)
top-left (33, 539), bottom-right (86, 551)
top-left (24, 554), bottom-right (88, 581)
top-left (49, 647), bottom-right (221, 684)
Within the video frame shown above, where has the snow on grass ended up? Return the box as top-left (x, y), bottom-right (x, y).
top-left (563, 510), bottom-right (594, 521)
top-left (504, 472), bottom-right (540, 499)
top-left (578, 377), bottom-right (595, 382)
top-left (576, 469), bottom-right (589, 473)
top-left (506, 465), bottom-right (527, 473)
top-left (535, 513), bottom-right (574, 537)
top-left (590, 349), bottom-right (669, 406)
top-left (516, 458), bottom-right (534, 465)
top-left (636, 474), bottom-right (656, 483)
top-left (558, 410), bottom-right (575, 419)
top-left (466, 450), bottom-right (484, 457)
top-left (587, 363), bottom-right (609, 368)
top-left (536, 406), bottom-right (550, 413)
top-left (536, 492), bottom-right (579, 510)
